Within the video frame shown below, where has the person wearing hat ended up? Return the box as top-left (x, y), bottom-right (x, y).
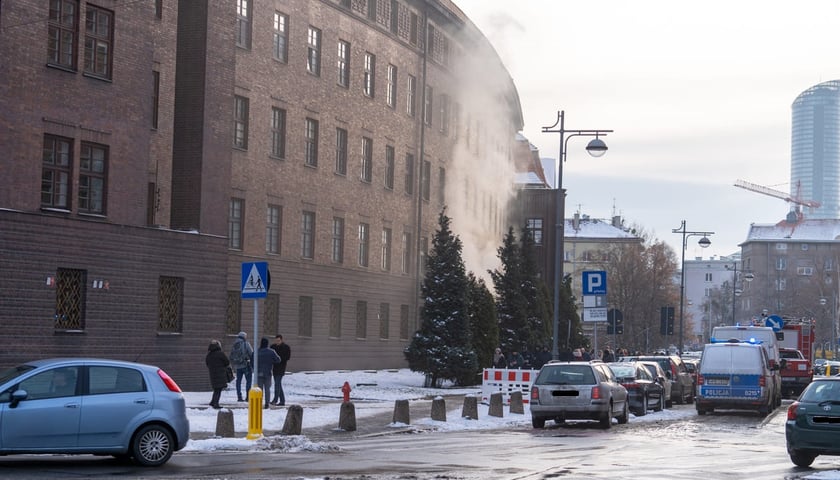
top-left (230, 331), bottom-right (254, 402)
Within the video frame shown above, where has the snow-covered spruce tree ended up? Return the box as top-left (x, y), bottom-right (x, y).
top-left (489, 227), bottom-right (530, 356)
top-left (404, 210), bottom-right (477, 387)
top-left (467, 272), bottom-right (499, 374)
top-left (520, 225), bottom-right (552, 353)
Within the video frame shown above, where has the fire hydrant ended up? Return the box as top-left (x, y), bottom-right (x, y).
top-left (341, 381), bottom-right (351, 402)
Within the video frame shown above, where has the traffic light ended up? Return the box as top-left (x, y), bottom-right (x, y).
top-left (608, 308), bottom-right (623, 335)
top-left (660, 306), bottom-right (675, 335)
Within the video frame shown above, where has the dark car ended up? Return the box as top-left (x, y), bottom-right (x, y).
top-left (608, 362), bottom-right (665, 416)
top-left (530, 360), bottom-right (629, 429)
top-left (786, 377), bottom-right (840, 466)
top-left (621, 355), bottom-right (694, 405)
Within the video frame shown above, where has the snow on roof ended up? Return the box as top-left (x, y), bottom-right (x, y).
top-left (746, 218), bottom-right (840, 243)
top-left (565, 217), bottom-right (638, 240)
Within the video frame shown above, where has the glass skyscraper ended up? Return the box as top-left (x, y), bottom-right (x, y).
top-left (791, 80), bottom-right (840, 220)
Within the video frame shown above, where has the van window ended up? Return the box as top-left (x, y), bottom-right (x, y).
top-left (702, 346), bottom-right (762, 374)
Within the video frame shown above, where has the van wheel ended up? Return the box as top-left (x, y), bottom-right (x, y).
top-left (789, 449), bottom-right (817, 467)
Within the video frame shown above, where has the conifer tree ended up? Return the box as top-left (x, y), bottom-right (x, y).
top-left (490, 227), bottom-right (530, 355)
top-left (520, 225), bottom-right (553, 353)
top-left (467, 272), bottom-right (498, 373)
top-left (404, 210), bottom-right (477, 387)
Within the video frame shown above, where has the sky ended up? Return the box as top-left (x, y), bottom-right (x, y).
top-left (455, 0), bottom-right (840, 259)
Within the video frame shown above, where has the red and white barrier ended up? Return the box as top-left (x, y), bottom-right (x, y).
top-left (481, 368), bottom-right (538, 405)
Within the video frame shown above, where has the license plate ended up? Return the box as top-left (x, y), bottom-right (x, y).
top-left (706, 377), bottom-right (729, 386)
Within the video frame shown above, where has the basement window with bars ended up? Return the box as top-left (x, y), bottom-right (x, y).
top-left (158, 276), bottom-right (183, 332)
top-left (55, 268), bottom-right (86, 330)
top-left (226, 291), bottom-right (242, 335)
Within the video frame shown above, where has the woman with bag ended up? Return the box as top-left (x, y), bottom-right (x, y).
top-left (205, 339), bottom-right (230, 409)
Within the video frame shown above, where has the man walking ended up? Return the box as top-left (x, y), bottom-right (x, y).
top-left (230, 331), bottom-right (253, 402)
top-left (270, 334), bottom-right (291, 406)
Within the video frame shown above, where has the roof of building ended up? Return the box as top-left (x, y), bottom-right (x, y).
top-left (744, 218), bottom-right (840, 243)
top-left (565, 215), bottom-right (640, 241)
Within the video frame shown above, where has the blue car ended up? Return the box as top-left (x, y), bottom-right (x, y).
top-left (0, 358), bottom-right (189, 466)
top-left (786, 377), bottom-right (840, 467)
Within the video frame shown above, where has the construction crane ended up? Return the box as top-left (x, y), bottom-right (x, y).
top-left (733, 179), bottom-right (821, 222)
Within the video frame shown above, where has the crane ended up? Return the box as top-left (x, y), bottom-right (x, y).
top-left (733, 179), bottom-right (821, 223)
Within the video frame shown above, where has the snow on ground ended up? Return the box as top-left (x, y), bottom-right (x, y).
top-left (180, 368), bottom-right (695, 453)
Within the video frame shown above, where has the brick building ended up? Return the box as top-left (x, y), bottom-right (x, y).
top-left (0, 0), bottom-right (524, 388)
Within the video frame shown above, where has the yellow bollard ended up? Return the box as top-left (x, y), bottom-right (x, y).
top-left (246, 386), bottom-right (263, 440)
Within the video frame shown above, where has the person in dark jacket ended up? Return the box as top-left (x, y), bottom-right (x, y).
top-left (205, 339), bottom-right (230, 409)
top-left (269, 334), bottom-right (291, 406)
top-left (256, 337), bottom-right (281, 409)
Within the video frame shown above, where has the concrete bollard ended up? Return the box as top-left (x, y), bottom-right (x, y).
top-left (214, 408), bottom-right (235, 438)
top-left (281, 404), bottom-right (303, 435)
top-left (461, 395), bottom-right (478, 420)
top-left (392, 399), bottom-right (410, 425)
top-left (430, 396), bottom-right (446, 422)
top-left (488, 392), bottom-right (504, 418)
top-left (339, 401), bottom-right (357, 431)
top-left (509, 391), bottom-right (525, 414)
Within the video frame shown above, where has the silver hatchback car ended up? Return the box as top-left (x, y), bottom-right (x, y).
top-left (530, 360), bottom-right (629, 429)
top-left (0, 358), bottom-right (190, 466)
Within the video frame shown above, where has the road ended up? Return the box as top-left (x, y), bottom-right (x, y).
top-left (2, 401), bottom-right (839, 479)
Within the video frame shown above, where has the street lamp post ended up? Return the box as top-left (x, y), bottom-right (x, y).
top-left (672, 220), bottom-right (713, 355)
top-left (542, 111), bottom-right (613, 360)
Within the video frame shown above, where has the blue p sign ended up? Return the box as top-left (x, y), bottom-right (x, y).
top-left (583, 271), bottom-right (607, 295)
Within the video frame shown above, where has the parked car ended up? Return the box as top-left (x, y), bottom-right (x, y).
top-left (786, 376), bottom-right (840, 466)
top-left (779, 347), bottom-right (813, 397)
top-left (608, 362), bottom-right (665, 416)
top-left (0, 358), bottom-right (189, 466)
top-left (530, 360), bottom-right (629, 429)
top-left (695, 341), bottom-right (776, 416)
top-left (620, 355), bottom-right (694, 405)
top-left (639, 360), bottom-right (672, 408)
top-left (684, 358), bottom-right (699, 388)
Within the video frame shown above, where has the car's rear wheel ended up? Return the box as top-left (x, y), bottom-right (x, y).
top-left (789, 449), bottom-right (817, 467)
top-left (131, 424), bottom-right (174, 467)
top-left (653, 391), bottom-right (664, 412)
top-left (599, 407), bottom-right (612, 429)
top-left (697, 408), bottom-right (706, 415)
top-left (675, 386), bottom-right (685, 405)
top-left (636, 393), bottom-right (648, 416)
top-left (532, 416), bottom-right (546, 429)
top-left (617, 400), bottom-right (629, 424)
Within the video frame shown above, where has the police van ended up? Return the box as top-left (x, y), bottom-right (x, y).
top-left (711, 325), bottom-right (782, 408)
top-left (695, 339), bottom-right (777, 416)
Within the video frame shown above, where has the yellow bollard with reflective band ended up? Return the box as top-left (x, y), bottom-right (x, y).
top-left (246, 386), bottom-right (263, 440)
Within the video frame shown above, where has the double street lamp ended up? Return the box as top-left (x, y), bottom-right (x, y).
top-left (542, 111), bottom-right (613, 360)
top-left (673, 221), bottom-right (713, 354)
top-left (724, 262), bottom-right (753, 325)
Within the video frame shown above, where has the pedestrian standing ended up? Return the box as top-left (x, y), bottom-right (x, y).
top-left (230, 331), bottom-right (253, 402)
top-left (205, 339), bottom-right (230, 409)
top-left (256, 337), bottom-right (281, 409)
top-left (270, 334), bottom-right (292, 406)
top-left (492, 348), bottom-right (507, 368)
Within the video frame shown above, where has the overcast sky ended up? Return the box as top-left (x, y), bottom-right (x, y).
top-left (456, 0), bottom-right (840, 259)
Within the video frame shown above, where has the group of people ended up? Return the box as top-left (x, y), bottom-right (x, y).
top-left (205, 332), bottom-right (291, 409)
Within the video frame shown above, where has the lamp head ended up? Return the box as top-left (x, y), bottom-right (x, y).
top-left (585, 138), bottom-right (608, 158)
top-left (744, 272), bottom-right (754, 282)
top-left (698, 236), bottom-right (711, 248)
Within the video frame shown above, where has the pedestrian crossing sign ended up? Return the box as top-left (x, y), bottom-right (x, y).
top-left (241, 262), bottom-right (269, 299)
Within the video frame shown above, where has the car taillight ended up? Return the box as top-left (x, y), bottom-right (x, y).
top-left (591, 386), bottom-right (601, 400)
top-left (759, 375), bottom-right (766, 387)
top-left (531, 386), bottom-right (540, 402)
top-left (787, 401), bottom-right (800, 421)
top-left (624, 382), bottom-right (639, 390)
top-left (158, 369), bottom-right (183, 393)
top-left (697, 374), bottom-right (705, 385)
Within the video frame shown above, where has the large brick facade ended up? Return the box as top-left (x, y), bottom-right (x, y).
top-left (0, 0), bottom-right (524, 389)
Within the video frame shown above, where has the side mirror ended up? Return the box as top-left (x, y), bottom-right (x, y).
top-left (10, 389), bottom-right (27, 408)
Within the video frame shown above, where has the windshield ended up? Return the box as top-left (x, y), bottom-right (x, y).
top-left (801, 381), bottom-right (840, 403)
top-left (0, 364), bottom-right (36, 384)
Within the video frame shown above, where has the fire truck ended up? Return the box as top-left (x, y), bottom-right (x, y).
top-left (778, 319), bottom-right (816, 397)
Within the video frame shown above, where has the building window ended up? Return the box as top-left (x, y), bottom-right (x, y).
top-left (801, 243), bottom-right (810, 251)
top-left (226, 291), bottom-right (242, 334)
top-left (265, 293), bottom-right (279, 331)
top-left (329, 298), bottom-right (342, 338)
top-left (409, 11), bottom-right (418, 45)
top-left (158, 276), bottom-right (183, 333)
top-left (358, 223), bottom-right (370, 267)
top-left (48, 0), bottom-right (79, 69)
top-left (384, 145), bottom-right (395, 190)
top-left (271, 107), bottom-right (286, 158)
top-left (705, 273), bottom-right (713, 282)
top-left (381, 227), bottom-right (392, 271)
top-left (379, 303), bottom-right (389, 339)
top-left (78, 142), bottom-right (107, 215)
top-left (273, 12), bottom-right (288, 62)
top-left (401, 232), bottom-right (412, 274)
top-left (797, 266), bottom-right (815, 276)
top-left (389, 0), bottom-right (399, 33)
top-left (421, 159), bottom-right (431, 201)
top-left (356, 300), bottom-right (367, 339)
top-left (526, 218), bottom-right (543, 245)
top-left (332, 217), bottom-right (345, 263)
top-left (776, 257), bottom-right (787, 271)
top-left (826, 258), bottom-right (834, 271)
top-left (439, 94), bottom-right (450, 135)
top-left (266, 204), bottom-right (282, 254)
top-left (83, 5), bottom-right (112, 78)
top-left (361, 137), bottom-right (373, 183)
top-left (423, 85), bottom-right (433, 126)
top-left (307, 26), bottom-right (321, 76)
top-left (420, 236), bottom-right (428, 276)
top-left (399, 304), bottom-right (410, 340)
top-left (152, 70), bottom-right (160, 129)
top-left (406, 75), bottom-right (416, 116)
top-left (437, 167), bottom-right (445, 205)
top-left (363, 52), bottom-right (376, 97)
top-left (301, 211), bottom-right (315, 259)
top-left (335, 127), bottom-right (347, 175)
top-left (229, 198), bottom-right (244, 250)
top-left (337, 40), bottom-right (350, 88)
top-left (776, 243), bottom-right (788, 251)
top-left (41, 135), bottom-right (73, 209)
top-left (236, 0), bottom-right (252, 48)
top-left (233, 95), bottom-right (249, 149)
top-left (305, 118), bottom-right (319, 166)
top-left (367, 0), bottom-right (377, 21)
top-left (54, 268), bottom-right (86, 330)
top-left (404, 153), bottom-right (414, 195)
top-left (386, 64), bottom-right (397, 108)
top-left (776, 278), bottom-right (787, 291)
top-left (297, 296), bottom-right (313, 337)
